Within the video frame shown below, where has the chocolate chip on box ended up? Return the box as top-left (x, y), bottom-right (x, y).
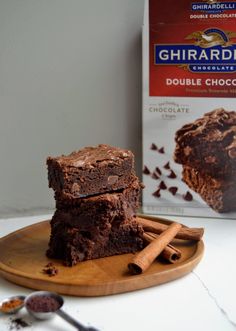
top-left (143, 165), bottom-right (151, 175)
top-left (150, 143), bottom-right (158, 151)
top-left (167, 170), bottom-right (177, 179)
top-left (159, 181), bottom-right (167, 190)
top-left (183, 191), bottom-right (193, 202)
top-left (152, 189), bottom-right (161, 198)
top-left (151, 172), bottom-right (160, 180)
top-left (158, 147), bottom-right (165, 154)
top-left (155, 167), bottom-right (162, 175)
top-left (168, 187), bottom-right (178, 196)
top-left (163, 162), bottom-right (170, 170)
top-left (143, 145), bottom-right (194, 202)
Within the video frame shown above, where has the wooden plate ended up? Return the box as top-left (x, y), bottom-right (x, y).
top-left (0, 216), bottom-right (204, 296)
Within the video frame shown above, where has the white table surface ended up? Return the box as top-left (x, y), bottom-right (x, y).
top-left (0, 214), bottom-right (236, 331)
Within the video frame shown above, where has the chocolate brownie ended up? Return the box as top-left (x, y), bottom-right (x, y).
top-left (47, 144), bottom-right (135, 198)
top-left (51, 181), bottom-right (140, 230)
top-left (47, 219), bottom-right (144, 266)
top-left (174, 108), bottom-right (236, 177)
top-left (182, 166), bottom-right (236, 213)
top-left (55, 176), bottom-right (141, 212)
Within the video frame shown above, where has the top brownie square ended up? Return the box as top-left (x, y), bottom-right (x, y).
top-left (47, 144), bottom-right (135, 198)
top-left (174, 108), bottom-right (236, 178)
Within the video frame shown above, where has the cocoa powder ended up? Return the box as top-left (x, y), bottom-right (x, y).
top-left (26, 295), bottom-right (60, 313)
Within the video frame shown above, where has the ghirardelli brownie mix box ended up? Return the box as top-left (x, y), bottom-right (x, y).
top-left (142, 0), bottom-right (236, 218)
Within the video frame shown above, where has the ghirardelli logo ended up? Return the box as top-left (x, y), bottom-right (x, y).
top-left (186, 29), bottom-right (236, 48)
top-left (204, 0), bottom-right (218, 4)
top-left (154, 28), bottom-right (236, 73)
top-left (191, 0), bottom-right (236, 12)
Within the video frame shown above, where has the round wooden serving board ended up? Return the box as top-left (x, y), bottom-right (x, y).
top-left (0, 216), bottom-right (204, 296)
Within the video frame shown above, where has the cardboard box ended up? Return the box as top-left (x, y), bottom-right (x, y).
top-left (142, 0), bottom-right (236, 218)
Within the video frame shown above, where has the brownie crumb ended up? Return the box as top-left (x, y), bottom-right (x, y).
top-left (158, 147), bottom-right (165, 154)
top-left (163, 162), bottom-right (170, 169)
top-left (169, 186), bottom-right (178, 196)
top-left (183, 191), bottom-right (193, 201)
top-left (9, 318), bottom-right (30, 330)
top-left (159, 181), bottom-right (167, 190)
top-left (42, 262), bottom-right (58, 277)
top-left (155, 167), bottom-right (162, 175)
top-left (153, 189), bottom-right (161, 198)
top-left (143, 166), bottom-right (151, 175)
top-left (151, 172), bottom-right (159, 180)
top-left (167, 170), bottom-right (177, 179)
top-left (150, 143), bottom-right (158, 150)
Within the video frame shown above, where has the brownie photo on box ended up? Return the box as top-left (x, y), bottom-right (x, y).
top-left (174, 108), bottom-right (236, 213)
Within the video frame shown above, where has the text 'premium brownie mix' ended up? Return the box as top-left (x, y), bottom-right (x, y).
top-left (46, 144), bottom-right (144, 266)
top-left (142, 0), bottom-right (236, 218)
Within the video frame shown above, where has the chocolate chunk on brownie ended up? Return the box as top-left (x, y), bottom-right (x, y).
top-left (182, 166), bottom-right (236, 213)
top-left (47, 144), bottom-right (135, 198)
top-left (168, 186), bottom-right (178, 196)
top-left (47, 219), bottom-right (144, 266)
top-left (174, 108), bottom-right (236, 177)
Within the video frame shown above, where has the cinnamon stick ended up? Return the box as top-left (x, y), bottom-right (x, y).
top-left (128, 222), bottom-right (182, 274)
top-left (137, 217), bottom-right (204, 241)
top-left (143, 232), bottom-right (181, 263)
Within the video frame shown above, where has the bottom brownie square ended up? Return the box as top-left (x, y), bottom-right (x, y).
top-left (47, 219), bottom-right (144, 266)
top-left (182, 166), bottom-right (236, 213)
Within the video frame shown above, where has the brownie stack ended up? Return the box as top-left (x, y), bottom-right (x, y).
top-left (46, 144), bottom-right (144, 265)
top-left (174, 108), bottom-right (236, 213)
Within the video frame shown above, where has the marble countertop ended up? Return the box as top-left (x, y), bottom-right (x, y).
top-left (0, 214), bottom-right (236, 331)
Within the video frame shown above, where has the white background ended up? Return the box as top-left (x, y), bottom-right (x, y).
top-left (0, 0), bottom-right (144, 216)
